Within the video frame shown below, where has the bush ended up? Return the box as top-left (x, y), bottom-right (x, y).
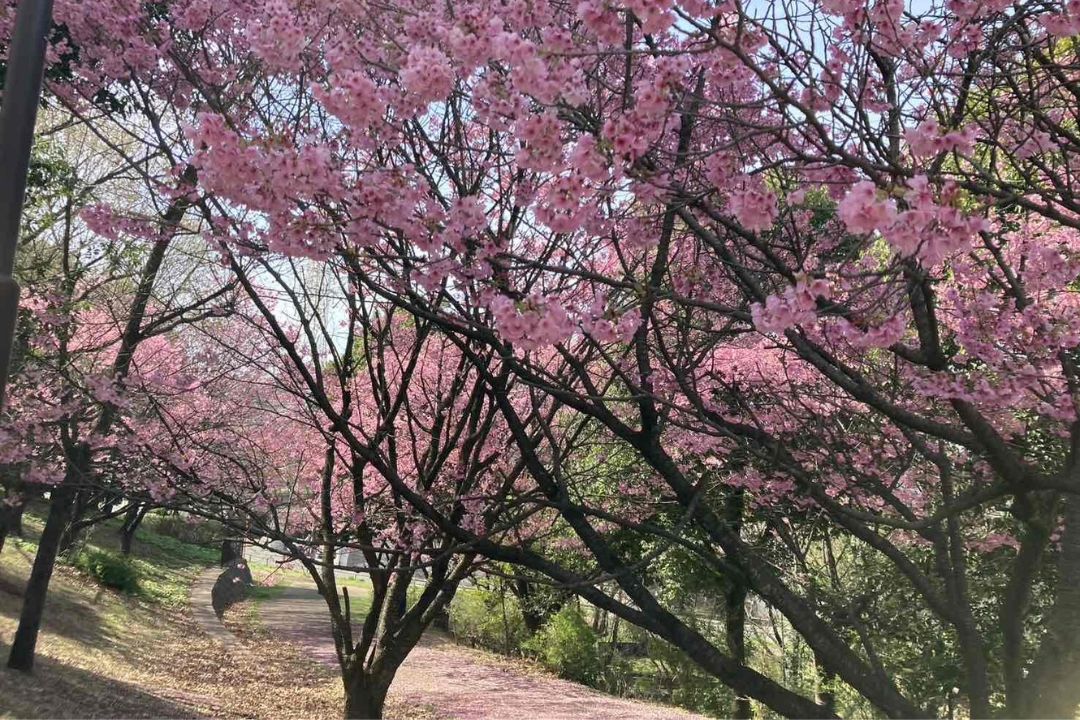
top-left (71, 548), bottom-right (140, 593)
top-left (525, 605), bottom-right (602, 685)
top-left (448, 586), bottom-right (529, 654)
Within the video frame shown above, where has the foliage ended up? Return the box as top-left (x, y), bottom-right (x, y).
top-left (70, 548), bottom-right (139, 594)
top-left (523, 605), bottom-right (602, 685)
top-left (448, 586), bottom-right (529, 655)
top-left (55, 513), bottom-right (216, 606)
top-left (636, 635), bottom-right (735, 718)
top-left (144, 513), bottom-right (224, 549)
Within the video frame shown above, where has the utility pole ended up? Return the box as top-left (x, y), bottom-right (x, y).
top-left (0, 0), bottom-right (55, 408)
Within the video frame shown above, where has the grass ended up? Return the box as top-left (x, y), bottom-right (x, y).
top-left (0, 511), bottom-right (346, 719)
top-left (121, 528), bottom-right (217, 607)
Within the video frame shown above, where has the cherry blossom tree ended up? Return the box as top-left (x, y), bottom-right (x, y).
top-left (0, 116), bottom-right (236, 670)
top-left (8, 0), bottom-right (1080, 715)
top-left (136, 257), bottom-right (533, 718)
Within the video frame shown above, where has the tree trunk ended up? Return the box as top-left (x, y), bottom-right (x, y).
top-left (515, 578), bottom-right (544, 633)
top-left (0, 496), bottom-right (27, 554)
top-left (0, 505), bottom-right (11, 555)
top-left (724, 489), bottom-right (753, 719)
top-left (7, 483), bottom-right (75, 671)
top-left (727, 581), bottom-right (753, 720)
top-left (11, 500), bottom-right (24, 536)
top-left (119, 504), bottom-right (147, 555)
top-left (57, 490), bottom-right (92, 558)
top-left (0, 501), bottom-right (27, 554)
top-left (343, 672), bottom-right (390, 719)
top-left (220, 538), bottom-right (243, 566)
top-left (1019, 493), bottom-right (1080, 718)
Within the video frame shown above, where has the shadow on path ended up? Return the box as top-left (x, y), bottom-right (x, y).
top-left (0, 640), bottom-right (206, 719)
top-left (257, 583), bottom-right (705, 720)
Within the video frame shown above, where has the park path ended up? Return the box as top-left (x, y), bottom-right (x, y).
top-left (258, 583), bottom-right (705, 720)
top-left (191, 568), bottom-right (238, 648)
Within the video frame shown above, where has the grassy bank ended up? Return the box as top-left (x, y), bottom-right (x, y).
top-left (0, 512), bottom-right (342, 719)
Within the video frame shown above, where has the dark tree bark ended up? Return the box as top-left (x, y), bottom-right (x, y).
top-left (0, 501), bottom-right (25, 554)
top-left (10, 500), bottom-right (24, 536)
top-left (220, 538), bottom-right (243, 566)
top-left (7, 480), bottom-right (77, 671)
top-left (343, 671), bottom-right (391, 719)
top-left (57, 489), bottom-right (93, 557)
top-left (0, 501), bottom-right (17, 554)
top-left (725, 490), bottom-right (753, 720)
top-left (1018, 493), bottom-right (1080, 718)
top-left (119, 504), bottom-right (148, 555)
top-left (726, 582), bottom-right (753, 720)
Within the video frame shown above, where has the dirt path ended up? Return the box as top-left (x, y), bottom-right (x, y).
top-left (258, 583), bottom-right (705, 720)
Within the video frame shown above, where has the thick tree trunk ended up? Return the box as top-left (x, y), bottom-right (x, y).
top-left (343, 672), bottom-right (391, 719)
top-left (1019, 493), bottom-right (1080, 718)
top-left (220, 538), bottom-right (243, 566)
top-left (7, 483), bottom-right (75, 671)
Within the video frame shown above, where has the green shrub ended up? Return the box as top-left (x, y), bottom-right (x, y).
top-left (71, 548), bottom-right (140, 594)
top-left (448, 586), bottom-right (529, 654)
top-left (634, 634), bottom-right (734, 716)
top-left (525, 605), bottom-right (602, 685)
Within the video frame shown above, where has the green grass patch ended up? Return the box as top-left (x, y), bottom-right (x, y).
top-left (248, 583), bottom-right (287, 602)
top-left (5, 509), bottom-right (219, 608)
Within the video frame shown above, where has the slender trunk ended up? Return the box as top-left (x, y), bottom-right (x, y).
top-left (119, 504), bottom-right (146, 555)
top-left (1002, 511), bottom-right (1053, 717)
top-left (57, 490), bottom-right (92, 557)
top-left (725, 489), bottom-right (753, 719)
top-left (7, 482), bottom-right (75, 670)
top-left (815, 653), bottom-right (837, 716)
top-left (727, 582), bottom-right (753, 720)
top-left (393, 578), bottom-right (407, 620)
